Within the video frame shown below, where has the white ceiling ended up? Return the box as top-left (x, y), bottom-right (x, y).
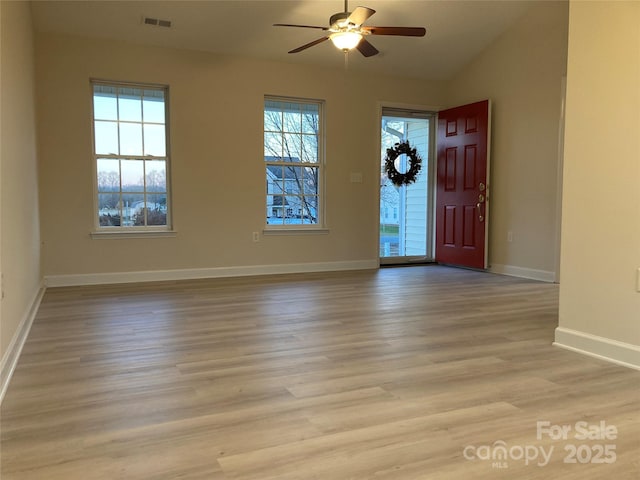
top-left (31, 0), bottom-right (536, 81)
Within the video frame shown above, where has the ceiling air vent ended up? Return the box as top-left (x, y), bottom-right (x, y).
top-left (142, 16), bottom-right (172, 28)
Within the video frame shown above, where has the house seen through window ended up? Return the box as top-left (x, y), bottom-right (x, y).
top-left (264, 97), bottom-right (323, 227)
top-left (92, 81), bottom-right (170, 230)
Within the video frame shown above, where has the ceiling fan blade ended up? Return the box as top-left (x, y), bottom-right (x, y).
top-left (347, 6), bottom-right (375, 26)
top-left (288, 36), bottom-right (330, 54)
top-left (273, 23), bottom-right (329, 31)
top-left (362, 26), bottom-right (426, 37)
top-left (356, 38), bottom-right (379, 57)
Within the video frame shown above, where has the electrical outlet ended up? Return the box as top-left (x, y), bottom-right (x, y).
top-left (507, 231), bottom-right (513, 243)
top-left (252, 231), bottom-right (260, 242)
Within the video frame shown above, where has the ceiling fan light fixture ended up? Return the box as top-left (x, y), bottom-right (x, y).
top-left (274, 2), bottom-right (425, 57)
top-left (330, 31), bottom-right (362, 51)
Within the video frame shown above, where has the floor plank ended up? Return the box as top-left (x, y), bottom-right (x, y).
top-left (1, 266), bottom-right (638, 479)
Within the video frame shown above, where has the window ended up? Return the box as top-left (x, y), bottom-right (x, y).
top-left (264, 97), bottom-right (324, 227)
top-left (92, 81), bottom-right (170, 231)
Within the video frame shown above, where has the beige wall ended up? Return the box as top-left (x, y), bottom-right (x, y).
top-left (0, 3), bottom-right (42, 368)
top-left (446, 1), bottom-right (569, 279)
top-left (557, 1), bottom-right (640, 360)
top-left (35, 2), bottom-right (574, 284)
top-left (36, 33), bottom-right (446, 280)
top-left (36, 3), bottom-right (572, 284)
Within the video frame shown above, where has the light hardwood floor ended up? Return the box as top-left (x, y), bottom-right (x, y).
top-left (1, 266), bottom-right (638, 479)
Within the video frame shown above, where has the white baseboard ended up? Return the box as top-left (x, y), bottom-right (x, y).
top-left (1, 284), bottom-right (46, 404)
top-left (490, 263), bottom-right (556, 283)
top-left (44, 259), bottom-right (379, 287)
top-left (553, 327), bottom-right (640, 370)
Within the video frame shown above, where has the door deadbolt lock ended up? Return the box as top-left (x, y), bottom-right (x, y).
top-left (478, 194), bottom-right (485, 203)
top-left (479, 182), bottom-right (486, 192)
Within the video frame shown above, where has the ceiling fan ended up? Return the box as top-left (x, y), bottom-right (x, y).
top-left (273, 1), bottom-right (426, 57)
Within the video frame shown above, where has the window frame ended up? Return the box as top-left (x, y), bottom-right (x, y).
top-left (263, 95), bottom-right (327, 233)
top-left (90, 79), bottom-right (173, 236)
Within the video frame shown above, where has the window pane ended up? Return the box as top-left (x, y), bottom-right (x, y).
top-left (267, 195), bottom-right (285, 224)
top-left (303, 195), bottom-right (318, 223)
top-left (294, 197), bottom-right (302, 214)
top-left (147, 207), bottom-right (167, 225)
top-left (122, 193), bottom-right (144, 226)
top-left (266, 166), bottom-right (275, 193)
top-left (285, 195), bottom-right (302, 224)
top-left (266, 166), bottom-right (285, 195)
top-left (283, 179), bottom-right (296, 194)
top-left (93, 89), bottom-right (118, 121)
top-left (98, 193), bottom-right (121, 227)
top-left (143, 90), bottom-right (165, 123)
top-left (97, 158), bottom-right (120, 192)
top-left (98, 192), bottom-right (120, 212)
top-left (284, 167), bottom-right (302, 193)
top-left (121, 159), bottom-right (144, 192)
top-left (94, 121), bottom-right (119, 155)
top-left (264, 110), bottom-right (282, 132)
top-left (283, 133), bottom-right (301, 161)
top-left (145, 194), bottom-right (167, 226)
top-left (119, 123), bottom-right (143, 155)
top-left (145, 160), bottom-right (166, 191)
top-left (118, 89), bottom-right (142, 122)
top-left (264, 132), bottom-right (283, 159)
top-left (283, 110), bottom-right (301, 133)
top-left (301, 134), bottom-right (318, 163)
top-left (304, 167), bottom-right (318, 194)
top-left (144, 124), bottom-right (166, 156)
top-left (301, 104), bottom-right (319, 134)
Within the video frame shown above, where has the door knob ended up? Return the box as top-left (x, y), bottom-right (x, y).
top-left (477, 203), bottom-right (485, 223)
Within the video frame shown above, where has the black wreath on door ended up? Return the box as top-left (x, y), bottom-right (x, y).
top-left (384, 141), bottom-right (422, 187)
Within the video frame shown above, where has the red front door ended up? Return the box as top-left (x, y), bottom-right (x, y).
top-left (435, 100), bottom-right (490, 269)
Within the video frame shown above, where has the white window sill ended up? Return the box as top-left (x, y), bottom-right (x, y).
top-left (262, 228), bottom-right (329, 236)
top-left (90, 230), bottom-right (177, 239)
